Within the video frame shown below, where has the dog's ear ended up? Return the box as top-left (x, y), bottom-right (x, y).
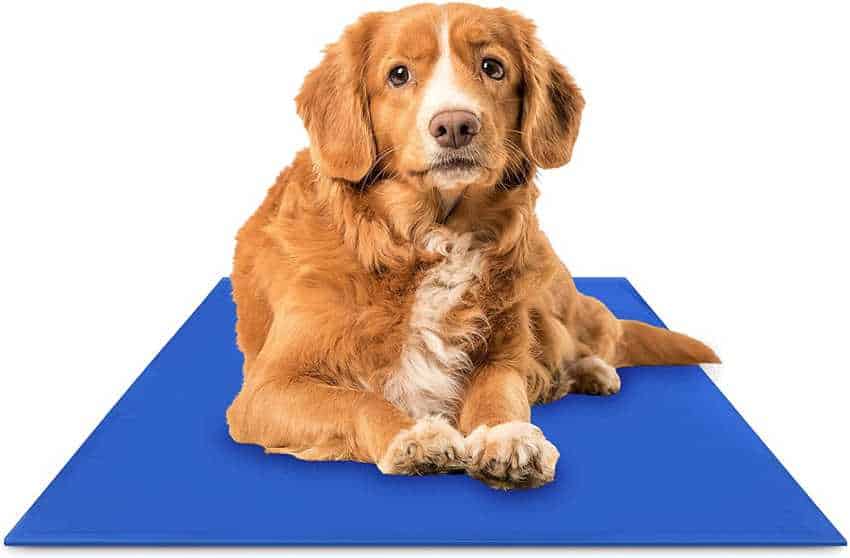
top-left (510, 13), bottom-right (585, 169)
top-left (296, 15), bottom-right (378, 182)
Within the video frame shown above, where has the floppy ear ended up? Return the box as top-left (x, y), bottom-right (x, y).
top-left (296, 16), bottom-right (377, 182)
top-left (513, 16), bottom-right (585, 169)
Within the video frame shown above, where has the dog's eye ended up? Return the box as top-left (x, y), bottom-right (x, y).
top-left (481, 58), bottom-right (505, 80)
top-left (388, 65), bottom-right (410, 87)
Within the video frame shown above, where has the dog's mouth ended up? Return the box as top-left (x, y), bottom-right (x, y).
top-left (429, 156), bottom-right (480, 173)
top-left (410, 150), bottom-right (485, 177)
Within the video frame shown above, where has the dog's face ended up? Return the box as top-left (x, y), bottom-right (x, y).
top-left (297, 3), bottom-right (583, 207)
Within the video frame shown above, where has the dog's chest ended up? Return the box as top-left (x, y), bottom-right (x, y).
top-left (383, 232), bottom-right (484, 418)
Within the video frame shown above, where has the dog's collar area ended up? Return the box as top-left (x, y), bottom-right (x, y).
top-left (438, 185), bottom-right (466, 223)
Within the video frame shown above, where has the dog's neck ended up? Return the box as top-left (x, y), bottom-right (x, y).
top-left (425, 167), bottom-right (485, 224)
top-left (437, 184), bottom-right (466, 223)
top-left (320, 169), bottom-right (539, 274)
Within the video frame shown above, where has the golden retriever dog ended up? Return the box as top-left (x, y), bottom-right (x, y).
top-left (226, 2), bottom-right (719, 489)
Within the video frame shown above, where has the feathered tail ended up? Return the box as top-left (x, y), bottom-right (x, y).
top-left (614, 320), bottom-right (720, 367)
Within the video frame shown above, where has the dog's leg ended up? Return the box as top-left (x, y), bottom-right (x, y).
top-left (545, 355), bottom-right (621, 401)
top-left (458, 363), bottom-right (560, 489)
top-left (377, 414), bottom-right (467, 475)
top-left (227, 377), bottom-right (466, 475)
top-left (567, 356), bottom-right (621, 395)
top-left (529, 290), bottom-right (622, 402)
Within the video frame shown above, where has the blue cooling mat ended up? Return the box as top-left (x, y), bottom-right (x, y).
top-left (6, 278), bottom-right (844, 546)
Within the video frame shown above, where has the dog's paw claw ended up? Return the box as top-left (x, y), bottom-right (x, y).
top-left (465, 421), bottom-right (559, 489)
top-left (378, 416), bottom-right (466, 475)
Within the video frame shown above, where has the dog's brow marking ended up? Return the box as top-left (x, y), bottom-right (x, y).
top-left (384, 231), bottom-right (482, 419)
top-left (416, 17), bottom-right (480, 156)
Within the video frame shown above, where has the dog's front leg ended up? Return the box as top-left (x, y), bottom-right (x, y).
top-left (227, 376), bottom-right (466, 475)
top-left (458, 362), bottom-right (560, 489)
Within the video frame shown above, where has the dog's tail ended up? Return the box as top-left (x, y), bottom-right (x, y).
top-left (614, 320), bottom-right (720, 367)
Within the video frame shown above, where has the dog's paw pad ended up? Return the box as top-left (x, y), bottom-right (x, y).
top-left (465, 421), bottom-right (559, 489)
top-left (378, 416), bottom-right (466, 475)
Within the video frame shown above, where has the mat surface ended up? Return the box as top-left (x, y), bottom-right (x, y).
top-left (6, 278), bottom-right (844, 546)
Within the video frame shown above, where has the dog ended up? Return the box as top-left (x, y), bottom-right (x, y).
top-left (226, 2), bottom-right (719, 489)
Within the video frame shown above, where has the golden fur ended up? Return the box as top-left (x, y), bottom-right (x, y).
top-left (226, 3), bottom-right (719, 489)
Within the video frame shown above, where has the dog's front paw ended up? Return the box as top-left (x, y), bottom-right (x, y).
top-left (377, 416), bottom-right (466, 475)
top-left (465, 421), bottom-right (559, 489)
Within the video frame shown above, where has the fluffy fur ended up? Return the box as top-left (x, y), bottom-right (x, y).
top-left (226, 3), bottom-right (719, 489)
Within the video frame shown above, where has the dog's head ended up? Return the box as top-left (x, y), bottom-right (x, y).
top-left (296, 3), bottom-right (583, 199)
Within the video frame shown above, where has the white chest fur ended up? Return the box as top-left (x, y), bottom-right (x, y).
top-left (384, 232), bottom-right (483, 419)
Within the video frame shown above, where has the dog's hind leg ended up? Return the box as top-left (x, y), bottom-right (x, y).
top-left (537, 355), bottom-right (622, 403)
top-left (562, 356), bottom-right (621, 396)
top-left (528, 302), bottom-right (621, 403)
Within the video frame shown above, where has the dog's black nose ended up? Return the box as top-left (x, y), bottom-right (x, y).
top-left (429, 110), bottom-right (480, 149)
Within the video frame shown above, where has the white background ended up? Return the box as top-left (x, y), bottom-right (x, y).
top-left (1, 1), bottom-right (848, 556)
